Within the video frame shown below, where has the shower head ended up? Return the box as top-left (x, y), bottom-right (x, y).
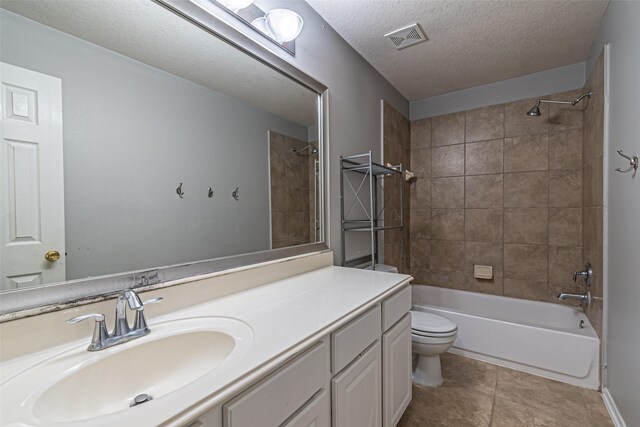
top-left (525, 91), bottom-right (592, 116)
top-left (527, 100), bottom-right (541, 116)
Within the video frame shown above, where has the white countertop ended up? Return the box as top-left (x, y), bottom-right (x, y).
top-left (0, 266), bottom-right (411, 427)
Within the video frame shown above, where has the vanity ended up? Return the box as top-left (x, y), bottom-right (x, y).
top-left (0, 1), bottom-right (413, 425)
top-left (0, 253), bottom-right (413, 426)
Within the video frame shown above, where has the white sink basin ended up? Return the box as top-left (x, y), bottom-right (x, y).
top-left (1, 316), bottom-right (253, 426)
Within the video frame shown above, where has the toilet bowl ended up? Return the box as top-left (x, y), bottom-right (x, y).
top-left (411, 310), bottom-right (458, 387)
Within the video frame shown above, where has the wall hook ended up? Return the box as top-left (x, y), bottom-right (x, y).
top-left (615, 149), bottom-right (638, 176)
top-left (232, 187), bottom-right (239, 201)
top-left (208, 187), bottom-right (214, 198)
top-left (176, 183), bottom-right (184, 198)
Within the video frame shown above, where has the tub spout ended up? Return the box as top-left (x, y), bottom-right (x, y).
top-left (557, 290), bottom-right (591, 304)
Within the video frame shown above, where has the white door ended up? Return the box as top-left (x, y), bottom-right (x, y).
top-left (0, 62), bottom-right (65, 290)
top-left (383, 314), bottom-right (412, 427)
top-left (332, 341), bottom-right (382, 427)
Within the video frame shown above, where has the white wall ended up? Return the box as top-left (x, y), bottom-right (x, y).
top-left (587, 2), bottom-right (640, 425)
top-left (1, 10), bottom-right (310, 279)
top-left (210, 0), bottom-right (409, 264)
top-left (410, 62), bottom-right (586, 120)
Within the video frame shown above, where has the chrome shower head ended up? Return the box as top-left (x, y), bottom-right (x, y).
top-left (527, 100), bottom-right (541, 116)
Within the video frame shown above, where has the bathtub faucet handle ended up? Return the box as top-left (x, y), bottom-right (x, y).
top-left (572, 263), bottom-right (592, 287)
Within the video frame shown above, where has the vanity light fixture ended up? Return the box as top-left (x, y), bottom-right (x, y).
top-left (218, 0), bottom-right (255, 12)
top-left (264, 9), bottom-right (304, 43)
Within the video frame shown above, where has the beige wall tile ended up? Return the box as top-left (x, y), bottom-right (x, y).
top-left (410, 268), bottom-right (431, 285)
top-left (465, 275), bottom-right (504, 295)
top-left (465, 104), bottom-right (505, 142)
top-left (549, 89), bottom-right (585, 132)
top-left (504, 243), bottom-right (548, 280)
top-left (504, 208), bottom-right (548, 244)
top-left (465, 209), bottom-right (503, 242)
top-left (431, 209), bottom-right (465, 241)
top-left (504, 98), bottom-right (550, 137)
top-left (432, 144), bottom-right (465, 177)
top-left (465, 139), bottom-right (504, 175)
top-left (548, 245), bottom-right (582, 286)
top-left (410, 209), bottom-right (430, 239)
top-left (431, 177), bottom-right (464, 208)
top-left (464, 241), bottom-right (503, 277)
top-left (503, 278), bottom-right (547, 301)
top-left (411, 148), bottom-right (430, 177)
top-left (411, 118), bottom-right (431, 149)
top-left (410, 178), bottom-right (431, 209)
top-left (504, 135), bottom-right (549, 172)
top-left (430, 240), bottom-right (465, 272)
top-left (549, 169), bottom-right (582, 207)
top-left (504, 171), bottom-right (548, 207)
top-left (432, 112), bottom-right (464, 147)
top-left (549, 129), bottom-right (582, 170)
top-left (430, 270), bottom-right (467, 289)
top-left (465, 174), bottom-right (504, 208)
top-left (410, 238), bottom-right (430, 268)
top-left (549, 208), bottom-right (582, 246)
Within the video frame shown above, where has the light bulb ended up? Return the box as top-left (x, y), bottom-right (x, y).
top-left (264, 9), bottom-right (303, 43)
top-left (218, 0), bottom-right (254, 12)
top-left (251, 16), bottom-right (272, 37)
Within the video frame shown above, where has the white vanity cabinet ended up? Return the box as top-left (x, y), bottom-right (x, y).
top-left (182, 284), bottom-right (411, 427)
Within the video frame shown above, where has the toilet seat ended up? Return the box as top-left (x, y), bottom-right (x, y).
top-left (411, 311), bottom-right (457, 335)
top-left (411, 328), bottom-right (458, 338)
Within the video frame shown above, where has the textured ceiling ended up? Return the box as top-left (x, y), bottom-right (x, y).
top-left (1, 0), bottom-right (318, 126)
top-left (306, 0), bottom-right (609, 100)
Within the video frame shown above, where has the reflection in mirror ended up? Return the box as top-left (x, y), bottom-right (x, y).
top-left (0, 0), bottom-right (321, 293)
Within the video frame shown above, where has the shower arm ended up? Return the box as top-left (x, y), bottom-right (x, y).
top-left (536, 91), bottom-right (593, 107)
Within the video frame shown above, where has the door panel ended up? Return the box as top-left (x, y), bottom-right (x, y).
top-left (332, 340), bottom-right (382, 427)
top-left (1, 62), bottom-right (65, 290)
top-left (383, 314), bottom-right (412, 427)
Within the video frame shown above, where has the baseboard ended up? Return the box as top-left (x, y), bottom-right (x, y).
top-left (603, 387), bottom-right (627, 427)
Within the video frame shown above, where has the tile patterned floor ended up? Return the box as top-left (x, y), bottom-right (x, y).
top-left (398, 352), bottom-right (614, 427)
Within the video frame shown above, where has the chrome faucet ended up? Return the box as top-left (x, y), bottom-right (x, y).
top-left (557, 290), bottom-right (591, 304)
top-left (67, 288), bottom-right (163, 351)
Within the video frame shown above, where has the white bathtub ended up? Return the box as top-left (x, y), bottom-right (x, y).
top-left (412, 285), bottom-right (600, 389)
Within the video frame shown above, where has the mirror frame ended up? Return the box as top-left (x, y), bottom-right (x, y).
top-left (0, 0), bottom-right (329, 318)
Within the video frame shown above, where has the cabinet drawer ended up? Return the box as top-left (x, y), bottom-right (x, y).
top-left (223, 340), bottom-right (330, 427)
top-left (281, 389), bottom-right (330, 427)
top-left (382, 286), bottom-right (411, 331)
top-left (331, 305), bottom-right (381, 374)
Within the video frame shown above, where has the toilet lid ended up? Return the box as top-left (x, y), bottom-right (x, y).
top-left (411, 311), bottom-right (457, 334)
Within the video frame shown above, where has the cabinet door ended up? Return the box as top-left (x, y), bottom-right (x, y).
top-left (282, 389), bottom-right (330, 427)
top-left (383, 314), bottom-right (412, 427)
top-left (332, 341), bottom-right (382, 427)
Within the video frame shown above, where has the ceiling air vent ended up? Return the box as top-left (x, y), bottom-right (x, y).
top-left (384, 23), bottom-right (427, 50)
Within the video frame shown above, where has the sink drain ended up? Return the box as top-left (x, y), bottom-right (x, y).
top-left (130, 393), bottom-right (153, 407)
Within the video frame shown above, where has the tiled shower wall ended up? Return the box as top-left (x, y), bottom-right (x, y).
top-left (269, 131), bottom-right (311, 249)
top-left (382, 102), bottom-right (411, 274)
top-left (583, 51), bottom-right (605, 337)
top-left (408, 90), bottom-right (590, 303)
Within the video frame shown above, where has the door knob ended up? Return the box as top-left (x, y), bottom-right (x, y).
top-left (45, 250), bottom-right (61, 262)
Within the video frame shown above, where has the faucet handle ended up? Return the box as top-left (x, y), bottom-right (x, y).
top-left (67, 313), bottom-right (105, 324)
top-left (142, 297), bottom-right (164, 306)
top-left (67, 313), bottom-right (110, 351)
top-left (133, 296), bottom-right (163, 332)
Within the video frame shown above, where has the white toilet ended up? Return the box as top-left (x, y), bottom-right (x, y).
top-left (410, 310), bottom-right (458, 387)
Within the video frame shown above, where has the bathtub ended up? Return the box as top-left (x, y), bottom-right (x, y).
top-left (412, 285), bottom-right (600, 389)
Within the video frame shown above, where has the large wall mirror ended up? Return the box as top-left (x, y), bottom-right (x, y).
top-left (0, 0), bottom-right (326, 314)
